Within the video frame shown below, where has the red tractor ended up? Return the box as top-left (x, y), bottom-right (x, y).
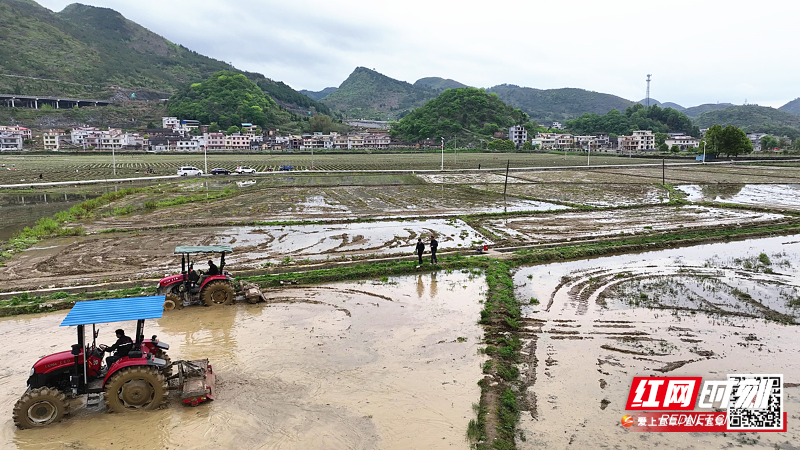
top-left (13, 295), bottom-right (215, 429)
top-left (157, 245), bottom-right (264, 310)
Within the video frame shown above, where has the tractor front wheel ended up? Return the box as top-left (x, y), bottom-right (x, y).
top-left (12, 387), bottom-right (69, 429)
top-left (104, 366), bottom-right (168, 413)
top-left (202, 281), bottom-right (235, 306)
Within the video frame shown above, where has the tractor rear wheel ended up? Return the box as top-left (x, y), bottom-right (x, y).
top-left (155, 349), bottom-right (172, 376)
top-left (12, 387), bottom-right (69, 429)
top-left (104, 366), bottom-right (168, 413)
top-left (163, 293), bottom-right (180, 310)
top-left (202, 281), bottom-right (235, 306)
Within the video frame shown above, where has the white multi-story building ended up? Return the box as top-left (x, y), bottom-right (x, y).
top-left (664, 135), bottom-right (700, 150)
top-left (204, 133), bottom-right (225, 150)
top-left (43, 131), bottom-right (64, 150)
top-left (508, 126), bottom-right (527, 148)
top-left (747, 133), bottom-right (768, 152)
top-left (617, 130), bottom-right (655, 152)
top-left (176, 139), bottom-right (199, 151)
top-left (551, 122), bottom-right (563, 130)
top-left (0, 132), bottom-right (23, 151)
top-left (225, 134), bottom-right (250, 150)
top-left (162, 117), bottom-right (180, 129)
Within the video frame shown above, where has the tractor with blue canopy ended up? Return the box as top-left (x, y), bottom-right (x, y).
top-left (13, 295), bottom-right (215, 429)
top-left (157, 245), bottom-right (265, 310)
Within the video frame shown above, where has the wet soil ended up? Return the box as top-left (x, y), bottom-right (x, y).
top-left (513, 235), bottom-right (800, 448)
top-left (482, 205), bottom-right (787, 244)
top-left (0, 272), bottom-right (485, 450)
top-left (679, 184), bottom-right (800, 210)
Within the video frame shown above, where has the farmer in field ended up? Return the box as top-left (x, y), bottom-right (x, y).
top-left (415, 238), bottom-right (425, 265)
top-left (430, 236), bottom-right (439, 264)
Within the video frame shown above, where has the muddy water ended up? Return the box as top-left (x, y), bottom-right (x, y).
top-left (484, 205), bottom-right (785, 244)
top-left (212, 219), bottom-right (492, 262)
top-left (513, 235), bottom-right (800, 448)
top-left (678, 184), bottom-right (800, 209)
top-left (0, 272), bottom-right (485, 450)
top-left (0, 193), bottom-right (97, 241)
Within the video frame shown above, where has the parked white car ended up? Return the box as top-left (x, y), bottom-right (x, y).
top-left (235, 166), bottom-right (256, 174)
top-left (177, 166), bottom-right (203, 176)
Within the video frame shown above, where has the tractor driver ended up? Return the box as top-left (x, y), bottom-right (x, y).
top-left (104, 329), bottom-right (133, 368)
top-left (207, 260), bottom-right (220, 276)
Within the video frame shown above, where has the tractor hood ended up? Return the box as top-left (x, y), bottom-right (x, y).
top-left (159, 274), bottom-right (183, 287)
top-left (33, 350), bottom-right (79, 374)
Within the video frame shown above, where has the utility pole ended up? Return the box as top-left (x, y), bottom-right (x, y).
top-left (646, 74), bottom-right (652, 108)
top-left (453, 136), bottom-right (457, 166)
top-left (662, 158), bottom-right (665, 185)
top-left (441, 137), bottom-right (444, 171)
top-left (587, 141), bottom-right (591, 166)
top-left (204, 145), bottom-right (208, 174)
top-left (503, 159), bottom-right (510, 197)
top-left (112, 146), bottom-right (116, 176)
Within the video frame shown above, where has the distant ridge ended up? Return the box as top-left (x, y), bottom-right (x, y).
top-left (300, 87), bottom-right (338, 101)
top-left (413, 77), bottom-right (468, 91)
top-left (320, 67), bottom-right (438, 120)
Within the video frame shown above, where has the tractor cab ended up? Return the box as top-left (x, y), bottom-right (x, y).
top-left (14, 295), bottom-right (215, 429)
top-left (158, 245), bottom-right (241, 309)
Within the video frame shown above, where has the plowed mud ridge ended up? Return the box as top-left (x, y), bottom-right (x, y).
top-left (0, 273), bottom-right (484, 450)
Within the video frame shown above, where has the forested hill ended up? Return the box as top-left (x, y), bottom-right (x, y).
top-left (780, 98), bottom-right (800, 115)
top-left (300, 87), bottom-right (339, 101)
top-left (390, 88), bottom-right (527, 143)
top-left (0, 0), bottom-right (328, 113)
top-left (693, 105), bottom-right (800, 139)
top-left (682, 103), bottom-right (734, 117)
top-left (413, 77), bottom-right (468, 91)
top-left (486, 84), bottom-right (634, 123)
top-left (320, 67), bottom-right (439, 120)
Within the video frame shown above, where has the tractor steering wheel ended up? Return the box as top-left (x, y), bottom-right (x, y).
top-left (98, 344), bottom-right (108, 351)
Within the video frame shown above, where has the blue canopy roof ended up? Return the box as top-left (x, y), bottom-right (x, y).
top-left (60, 295), bottom-right (165, 327)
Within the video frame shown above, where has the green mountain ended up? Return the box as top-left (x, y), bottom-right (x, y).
top-left (0, 0), bottom-right (327, 113)
top-left (693, 105), bottom-right (800, 139)
top-left (566, 104), bottom-right (699, 137)
top-left (300, 87), bottom-right (338, 101)
top-left (413, 77), bottom-right (468, 91)
top-left (682, 103), bottom-right (734, 117)
top-left (637, 99), bottom-right (685, 111)
top-left (486, 84), bottom-right (634, 123)
top-left (779, 98), bottom-right (800, 115)
top-left (320, 67), bottom-right (438, 120)
top-left (390, 87), bottom-right (526, 143)
top-left (168, 71), bottom-right (281, 130)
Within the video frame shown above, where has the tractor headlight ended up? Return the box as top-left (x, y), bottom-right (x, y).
top-left (30, 366), bottom-right (35, 376)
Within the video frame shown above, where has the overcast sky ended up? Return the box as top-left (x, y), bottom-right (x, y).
top-left (38, 0), bottom-right (799, 108)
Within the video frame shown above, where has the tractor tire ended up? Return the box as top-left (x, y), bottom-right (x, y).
top-left (202, 280), bottom-right (235, 306)
top-left (104, 366), bottom-right (168, 413)
top-left (155, 349), bottom-right (172, 376)
top-left (163, 293), bottom-right (180, 311)
top-left (12, 387), bottom-right (69, 429)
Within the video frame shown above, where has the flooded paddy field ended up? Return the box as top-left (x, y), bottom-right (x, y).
top-left (678, 184), bottom-right (800, 210)
top-left (479, 205), bottom-right (787, 245)
top-left (513, 235), bottom-right (800, 448)
top-left (590, 164), bottom-right (800, 185)
top-left (473, 182), bottom-right (668, 207)
top-left (84, 182), bottom-right (566, 232)
top-left (0, 219), bottom-right (491, 292)
top-left (0, 272), bottom-right (485, 450)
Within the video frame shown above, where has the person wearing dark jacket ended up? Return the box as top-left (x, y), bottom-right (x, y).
top-left (105, 329), bottom-right (133, 368)
top-left (207, 260), bottom-right (220, 276)
top-left (430, 236), bottom-right (439, 264)
top-left (415, 238), bottom-right (425, 265)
